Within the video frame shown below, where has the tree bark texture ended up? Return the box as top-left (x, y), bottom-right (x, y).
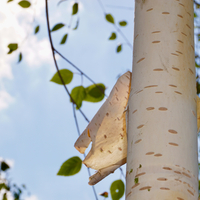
top-left (126, 0), bottom-right (198, 199)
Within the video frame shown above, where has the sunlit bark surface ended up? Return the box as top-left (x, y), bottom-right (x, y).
top-left (126, 0), bottom-right (198, 199)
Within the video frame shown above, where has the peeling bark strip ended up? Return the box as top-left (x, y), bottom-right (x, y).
top-left (126, 0), bottom-right (198, 199)
top-left (74, 71), bottom-right (131, 185)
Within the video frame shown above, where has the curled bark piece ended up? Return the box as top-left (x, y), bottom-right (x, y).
top-left (74, 71), bottom-right (131, 182)
top-left (88, 158), bottom-right (126, 185)
top-left (74, 71), bottom-right (200, 185)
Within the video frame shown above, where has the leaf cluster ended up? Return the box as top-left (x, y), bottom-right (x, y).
top-left (0, 161), bottom-right (28, 200)
top-left (50, 69), bottom-right (105, 109)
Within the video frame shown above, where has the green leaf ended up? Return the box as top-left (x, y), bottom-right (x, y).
top-left (72, 3), bottom-right (78, 15)
top-left (1, 161), bottom-right (10, 171)
top-left (73, 19), bottom-right (79, 30)
top-left (84, 83), bottom-right (105, 103)
top-left (194, 12), bottom-right (198, 18)
top-left (60, 34), bottom-right (68, 44)
top-left (7, 43), bottom-right (18, 54)
top-left (34, 25), bottom-right (40, 34)
top-left (110, 180), bottom-right (125, 200)
top-left (51, 23), bottom-right (65, 32)
top-left (109, 32), bottom-right (117, 40)
top-left (57, 156), bottom-right (82, 176)
top-left (18, 52), bottom-right (22, 63)
top-left (0, 183), bottom-right (9, 191)
top-left (116, 44), bottom-right (122, 53)
top-left (196, 62), bottom-right (200, 68)
top-left (3, 193), bottom-right (7, 200)
top-left (18, 0), bottom-right (31, 8)
top-left (119, 21), bottom-right (127, 26)
top-left (7, 0), bottom-right (14, 3)
top-left (50, 69), bottom-right (73, 85)
top-left (71, 86), bottom-right (86, 109)
top-left (105, 14), bottom-right (115, 24)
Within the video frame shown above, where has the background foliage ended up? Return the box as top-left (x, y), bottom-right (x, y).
top-left (1, 0), bottom-right (200, 199)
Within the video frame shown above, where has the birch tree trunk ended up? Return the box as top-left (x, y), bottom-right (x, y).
top-left (126, 0), bottom-right (198, 199)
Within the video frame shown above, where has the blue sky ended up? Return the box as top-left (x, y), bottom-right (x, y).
top-left (0, 0), bottom-right (134, 199)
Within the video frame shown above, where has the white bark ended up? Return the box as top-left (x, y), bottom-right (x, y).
top-left (74, 71), bottom-right (131, 184)
top-left (126, 0), bottom-right (198, 199)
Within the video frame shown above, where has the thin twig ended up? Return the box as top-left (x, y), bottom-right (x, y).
top-left (72, 104), bottom-right (99, 200)
top-left (45, 0), bottom-right (89, 123)
top-left (96, 0), bottom-right (106, 13)
top-left (96, 0), bottom-right (133, 49)
top-left (119, 167), bottom-right (125, 180)
top-left (54, 49), bottom-right (107, 96)
top-left (114, 24), bottom-right (132, 49)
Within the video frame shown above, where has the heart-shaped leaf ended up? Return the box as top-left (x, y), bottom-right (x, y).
top-left (84, 83), bottom-right (105, 103)
top-left (116, 44), bottom-right (122, 53)
top-left (34, 25), bottom-right (40, 34)
top-left (119, 21), bottom-right (127, 26)
top-left (18, 0), bottom-right (31, 8)
top-left (50, 69), bottom-right (73, 85)
top-left (109, 32), bottom-right (117, 40)
top-left (72, 3), bottom-right (78, 15)
top-left (110, 180), bottom-right (125, 200)
top-left (7, 43), bottom-right (18, 54)
top-left (105, 14), bottom-right (115, 24)
top-left (57, 156), bottom-right (82, 176)
top-left (18, 52), bottom-right (22, 63)
top-left (1, 161), bottom-right (10, 171)
top-left (60, 34), bottom-right (68, 44)
top-left (71, 86), bottom-right (86, 109)
top-left (51, 23), bottom-right (65, 32)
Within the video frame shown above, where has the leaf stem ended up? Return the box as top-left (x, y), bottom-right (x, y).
top-left (45, 0), bottom-right (89, 123)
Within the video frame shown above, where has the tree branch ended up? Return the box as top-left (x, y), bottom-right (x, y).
top-left (72, 104), bottom-right (99, 200)
top-left (45, 0), bottom-right (89, 123)
top-left (54, 49), bottom-right (107, 96)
